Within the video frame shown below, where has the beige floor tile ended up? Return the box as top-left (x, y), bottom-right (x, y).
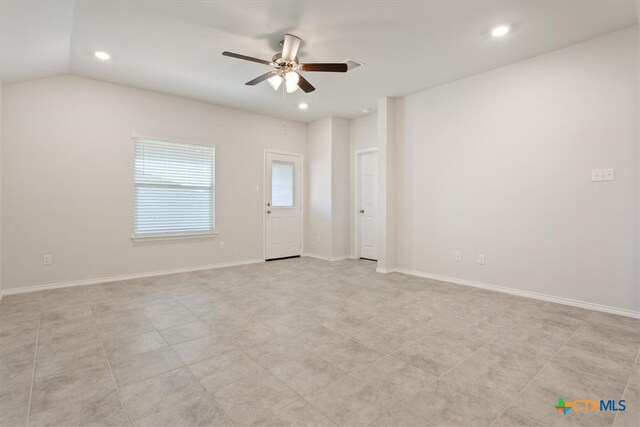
top-left (97, 311), bottom-right (156, 342)
top-left (133, 394), bottom-right (233, 427)
top-left (158, 320), bottom-right (214, 345)
top-left (30, 364), bottom-right (116, 415)
top-left (393, 332), bottom-right (482, 376)
top-left (628, 363), bottom-right (640, 391)
top-left (305, 376), bottom-right (394, 426)
top-left (613, 385), bottom-right (639, 427)
top-left (586, 312), bottom-right (640, 337)
top-left (269, 353), bottom-right (347, 396)
top-left (352, 325), bottom-right (418, 355)
top-left (111, 346), bottom-right (184, 386)
top-left (171, 334), bottom-right (237, 365)
top-left (509, 362), bottom-right (627, 426)
top-left (314, 338), bottom-right (383, 373)
top-left (491, 408), bottom-right (543, 426)
top-left (242, 334), bottom-right (310, 369)
top-left (103, 330), bottom-right (167, 362)
top-left (1, 348), bottom-right (35, 390)
top-left (233, 322), bottom-right (279, 348)
top-left (442, 344), bottom-right (543, 406)
top-left (28, 389), bottom-right (128, 427)
top-left (144, 308), bottom-right (200, 330)
top-left (353, 356), bottom-right (435, 401)
top-left (34, 342), bottom-right (108, 381)
top-left (189, 349), bottom-right (264, 394)
top-left (403, 380), bottom-right (503, 426)
top-left (0, 390), bottom-right (30, 427)
top-left (255, 398), bottom-right (337, 426)
top-left (1, 258), bottom-right (637, 426)
top-left (369, 406), bottom-right (427, 427)
top-left (213, 371), bottom-right (300, 425)
top-left (120, 367), bottom-right (205, 420)
top-left (553, 343), bottom-right (635, 384)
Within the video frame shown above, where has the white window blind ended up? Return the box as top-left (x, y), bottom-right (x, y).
top-left (134, 138), bottom-right (215, 236)
top-left (271, 162), bottom-right (294, 207)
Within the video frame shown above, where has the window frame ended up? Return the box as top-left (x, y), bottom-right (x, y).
top-left (131, 135), bottom-right (217, 242)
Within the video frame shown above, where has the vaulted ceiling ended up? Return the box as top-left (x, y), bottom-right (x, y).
top-left (1, 1), bottom-right (637, 122)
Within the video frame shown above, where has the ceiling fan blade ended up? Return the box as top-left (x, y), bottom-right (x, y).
top-left (245, 72), bottom-right (276, 86)
top-left (222, 51), bottom-right (271, 65)
top-left (297, 74), bottom-right (316, 93)
top-left (281, 34), bottom-right (301, 61)
top-left (300, 63), bottom-right (348, 72)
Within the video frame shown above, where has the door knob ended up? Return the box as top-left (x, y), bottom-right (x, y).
top-left (266, 210), bottom-right (272, 214)
top-left (359, 209), bottom-right (365, 214)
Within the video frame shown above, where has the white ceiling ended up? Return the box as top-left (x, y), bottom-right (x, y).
top-left (1, 1), bottom-right (638, 122)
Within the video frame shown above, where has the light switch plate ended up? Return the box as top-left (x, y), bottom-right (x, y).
top-left (592, 168), bottom-right (615, 182)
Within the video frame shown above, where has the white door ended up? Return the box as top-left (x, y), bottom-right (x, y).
top-left (358, 151), bottom-right (378, 261)
top-left (265, 152), bottom-right (302, 260)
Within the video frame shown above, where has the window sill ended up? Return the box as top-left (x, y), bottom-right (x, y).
top-left (131, 231), bottom-right (218, 242)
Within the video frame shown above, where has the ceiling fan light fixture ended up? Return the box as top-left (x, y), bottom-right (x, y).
top-left (285, 71), bottom-right (300, 93)
top-left (267, 74), bottom-right (282, 90)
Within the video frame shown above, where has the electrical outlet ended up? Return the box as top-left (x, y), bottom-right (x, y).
top-left (219, 241), bottom-right (225, 249)
top-left (478, 254), bottom-right (486, 265)
top-left (43, 254), bottom-right (52, 265)
top-left (454, 251), bottom-right (462, 262)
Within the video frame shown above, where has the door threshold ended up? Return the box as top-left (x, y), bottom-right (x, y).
top-left (266, 255), bottom-right (301, 262)
top-left (360, 257), bottom-right (377, 262)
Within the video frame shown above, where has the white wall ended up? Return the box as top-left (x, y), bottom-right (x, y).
top-left (350, 114), bottom-right (377, 153)
top-left (305, 118), bottom-right (332, 258)
top-left (305, 116), bottom-right (352, 260)
top-left (0, 83), bottom-right (3, 298)
top-left (394, 27), bottom-right (639, 312)
top-left (331, 117), bottom-right (351, 259)
top-left (2, 75), bottom-right (306, 291)
top-left (636, 7), bottom-right (640, 311)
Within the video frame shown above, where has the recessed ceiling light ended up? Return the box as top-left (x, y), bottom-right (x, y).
top-left (491, 25), bottom-right (510, 38)
top-left (94, 51), bottom-right (111, 61)
top-left (298, 103), bottom-right (308, 110)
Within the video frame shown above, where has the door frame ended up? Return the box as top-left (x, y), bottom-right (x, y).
top-left (354, 148), bottom-right (378, 260)
top-left (263, 149), bottom-right (305, 261)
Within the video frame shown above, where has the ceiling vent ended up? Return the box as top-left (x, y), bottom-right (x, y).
top-left (345, 58), bottom-right (364, 71)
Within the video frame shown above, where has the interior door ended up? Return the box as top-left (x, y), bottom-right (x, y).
top-left (359, 151), bottom-right (378, 261)
top-left (265, 152), bottom-right (302, 260)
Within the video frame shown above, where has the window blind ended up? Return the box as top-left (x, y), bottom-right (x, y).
top-left (134, 138), bottom-right (215, 236)
top-left (271, 162), bottom-right (294, 207)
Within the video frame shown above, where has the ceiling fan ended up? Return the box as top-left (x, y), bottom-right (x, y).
top-left (222, 34), bottom-right (348, 94)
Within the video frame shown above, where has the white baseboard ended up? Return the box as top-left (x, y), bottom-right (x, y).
top-left (376, 267), bottom-right (394, 274)
top-left (2, 258), bottom-right (265, 296)
top-left (393, 268), bottom-right (640, 319)
top-left (303, 253), bottom-right (352, 262)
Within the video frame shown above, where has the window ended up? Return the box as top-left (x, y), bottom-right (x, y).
top-left (271, 161), bottom-right (295, 207)
top-left (134, 138), bottom-right (215, 237)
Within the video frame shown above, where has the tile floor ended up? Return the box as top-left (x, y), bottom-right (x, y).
top-left (0, 258), bottom-right (638, 426)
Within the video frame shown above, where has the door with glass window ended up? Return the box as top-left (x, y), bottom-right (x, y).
top-left (265, 152), bottom-right (302, 260)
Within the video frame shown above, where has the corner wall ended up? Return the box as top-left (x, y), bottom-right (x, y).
top-left (305, 117), bottom-right (351, 260)
top-left (394, 26), bottom-right (639, 313)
